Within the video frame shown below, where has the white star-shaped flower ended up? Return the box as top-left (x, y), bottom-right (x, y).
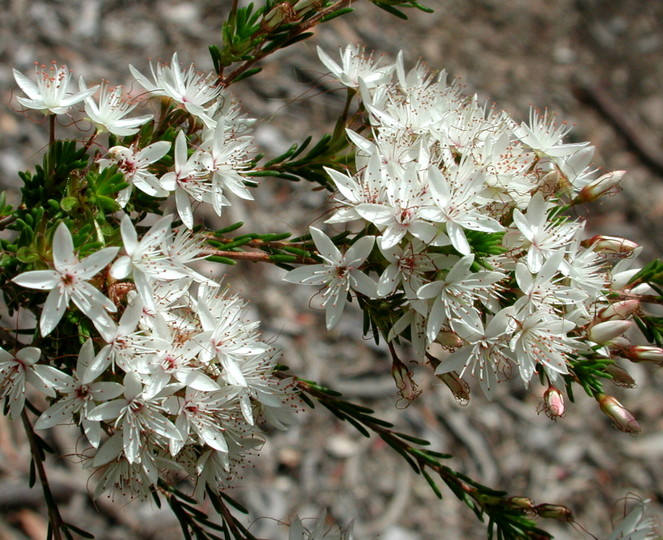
top-left (12, 223), bottom-right (119, 336)
top-left (283, 228), bottom-right (377, 330)
top-left (81, 81), bottom-right (152, 136)
top-left (13, 62), bottom-right (98, 115)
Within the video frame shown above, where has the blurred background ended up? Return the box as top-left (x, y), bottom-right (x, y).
top-left (1, 1), bottom-right (663, 538)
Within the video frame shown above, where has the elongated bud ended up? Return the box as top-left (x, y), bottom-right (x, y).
top-left (589, 320), bottom-right (633, 344)
top-left (596, 393), bottom-right (641, 434)
top-left (542, 386), bottom-right (565, 419)
top-left (622, 346), bottom-right (663, 366)
top-left (575, 170), bottom-right (626, 203)
top-left (507, 497), bottom-right (536, 511)
top-left (598, 300), bottom-right (640, 321)
top-left (391, 357), bottom-right (421, 404)
top-left (436, 371), bottom-right (470, 406)
top-left (582, 235), bottom-right (639, 254)
top-left (435, 331), bottom-right (463, 348)
top-left (293, 0), bottom-right (320, 13)
top-left (535, 504), bottom-right (574, 522)
top-left (603, 364), bottom-right (636, 388)
top-left (262, 3), bottom-right (295, 30)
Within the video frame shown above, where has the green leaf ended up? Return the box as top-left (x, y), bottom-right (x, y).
top-left (60, 197), bottom-right (78, 212)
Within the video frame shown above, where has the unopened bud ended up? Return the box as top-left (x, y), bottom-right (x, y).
top-left (293, 0), bottom-right (320, 12)
top-left (623, 346), bottom-right (663, 366)
top-left (542, 386), bottom-right (565, 419)
top-left (507, 497), bottom-right (536, 511)
top-left (535, 504), bottom-right (574, 522)
top-left (603, 364), bottom-right (636, 388)
top-left (576, 170), bottom-right (626, 203)
top-left (598, 300), bottom-right (640, 321)
top-left (391, 357), bottom-right (421, 404)
top-left (262, 3), bottom-right (295, 30)
top-left (435, 331), bottom-right (463, 348)
top-left (589, 319), bottom-right (633, 344)
top-left (582, 235), bottom-right (639, 254)
top-left (436, 371), bottom-right (470, 406)
top-left (597, 393), bottom-right (641, 434)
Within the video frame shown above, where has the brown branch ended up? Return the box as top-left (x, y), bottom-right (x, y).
top-left (203, 248), bottom-right (317, 264)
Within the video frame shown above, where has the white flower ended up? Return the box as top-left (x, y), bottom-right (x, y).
top-left (283, 228), bottom-right (377, 330)
top-left (418, 254), bottom-right (505, 341)
top-left (608, 499), bottom-right (658, 540)
top-left (197, 119), bottom-right (254, 216)
top-left (435, 309), bottom-right (514, 399)
top-left (195, 292), bottom-right (269, 387)
top-left (98, 142), bottom-right (172, 206)
top-left (516, 108), bottom-right (589, 158)
top-left (81, 81), bottom-right (152, 136)
top-left (509, 311), bottom-right (575, 382)
top-left (88, 372), bottom-right (181, 464)
top-left (13, 62), bottom-right (97, 115)
top-left (511, 192), bottom-right (581, 273)
top-left (110, 214), bottom-right (188, 310)
top-left (129, 52), bottom-right (222, 121)
top-left (0, 346), bottom-right (55, 420)
top-left (420, 162), bottom-right (503, 256)
top-left (34, 340), bottom-right (123, 448)
top-left (317, 45), bottom-right (394, 89)
top-left (159, 131), bottom-right (211, 229)
top-left (12, 223), bottom-right (119, 336)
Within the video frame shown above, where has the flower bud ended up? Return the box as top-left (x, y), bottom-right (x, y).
top-left (603, 364), bottom-right (636, 388)
top-left (436, 372), bottom-right (470, 406)
top-left (589, 320), bottom-right (633, 344)
top-left (623, 346), bottom-right (663, 366)
top-left (262, 3), bottom-right (296, 30)
top-left (598, 300), bottom-right (640, 321)
top-left (582, 235), bottom-right (639, 254)
top-left (542, 386), bottom-right (565, 419)
top-left (507, 497), bottom-right (536, 511)
top-left (596, 393), bottom-right (641, 434)
top-left (575, 170), bottom-right (625, 203)
top-left (435, 331), bottom-right (463, 348)
top-left (535, 504), bottom-right (574, 522)
top-left (293, 0), bottom-right (321, 13)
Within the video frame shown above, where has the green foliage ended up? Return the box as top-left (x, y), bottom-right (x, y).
top-left (251, 133), bottom-right (351, 188)
top-left (565, 356), bottom-right (613, 399)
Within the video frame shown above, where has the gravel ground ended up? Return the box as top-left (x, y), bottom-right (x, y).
top-left (1, 1), bottom-right (663, 539)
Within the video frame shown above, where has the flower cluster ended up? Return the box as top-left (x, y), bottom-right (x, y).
top-left (285, 45), bottom-right (648, 398)
top-left (10, 217), bottom-right (297, 499)
top-left (6, 56), bottom-right (298, 501)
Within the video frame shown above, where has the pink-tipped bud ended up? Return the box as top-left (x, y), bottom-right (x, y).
top-left (582, 235), bottom-right (639, 254)
top-left (598, 300), bottom-right (640, 321)
top-left (576, 170), bottom-right (626, 203)
top-left (542, 386), bottom-right (565, 419)
top-left (535, 504), bottom-right (574, 522)
top-left (623, 346), bottom-right (663, 366)
top-left (436, 371), bottom-right (470, 406)
top-left (597, 393), bottom-right (641, 434)
top-left (603, 364), bottom-right (636, 388)
top-left (589, 320), bottom-right (633, 344)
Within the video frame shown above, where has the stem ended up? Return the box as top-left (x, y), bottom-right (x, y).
top-left (203, 248), bottom-right (315, 264)
top-left (21, 409), bottom-right (64, 540)
top-left (49, 114), bottom-right (56, 145)
top-left (0, 214), bottom-right (17, 231)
